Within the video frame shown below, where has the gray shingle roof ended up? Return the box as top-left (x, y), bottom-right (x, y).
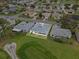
top-left (13, 21), bottom-right (35, 32)
top-left (50, 24), bottom-right (72, 38)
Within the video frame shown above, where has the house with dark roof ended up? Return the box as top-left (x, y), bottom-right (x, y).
top-left (50, 24), bottom-right (72, 40)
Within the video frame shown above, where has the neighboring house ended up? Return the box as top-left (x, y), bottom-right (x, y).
top-left (12, 21), bottom-right (35, 32)
top-left (8, 4), bottom-right (16, 13)
top-left (3, 16), bottom-right (16, 25)
top-left (2, 4), bottom-right (16, 14)
top-left (50, 24), bottom-right (72, 39)
top-left (30, 22), bottom-right (52, 36)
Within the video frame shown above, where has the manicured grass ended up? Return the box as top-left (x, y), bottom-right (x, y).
top-left (17, 41), bottom-right (57, 59)
top-left (0, 32), bottom-right (79, 59)
top-left (7, 33), bottom-right (79, 59)
top-left (0, 49), bottom-right (10, 59)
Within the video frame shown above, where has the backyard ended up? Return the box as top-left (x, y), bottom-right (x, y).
top-left (0, 32), bottom-right (79, 59)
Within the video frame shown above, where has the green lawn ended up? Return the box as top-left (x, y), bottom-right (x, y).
top-left (0, 29), bottom-right (79, 59)
top-left (17, 41), bottom-right (57, 59)
top-left (3, 33), bottom-right (78, 59)
top-left (0, 49), bottom-right (10, 59)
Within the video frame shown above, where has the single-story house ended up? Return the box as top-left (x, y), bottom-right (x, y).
top-left (50, 24), bottom-right (72, 39)
top-left (30, 22), bottom-right (52, 36)
top-left (12, 21), bottom-right (35, 32)
top-left (3, 16), bottom-right (16, 25)
top-left (2, 4), bottom-right (16, 13)
top-left (8, 4), bottom-right (16, 13)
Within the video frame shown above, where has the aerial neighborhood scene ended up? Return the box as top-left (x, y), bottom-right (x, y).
top-left (0, 0), bottom-right (79, 59)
